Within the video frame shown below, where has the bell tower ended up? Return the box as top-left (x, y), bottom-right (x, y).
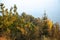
top-left (43, 10), bottom-right (47, 20)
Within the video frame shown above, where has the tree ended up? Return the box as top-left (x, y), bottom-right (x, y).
top-left (0, 3), bottom-right (5, 16)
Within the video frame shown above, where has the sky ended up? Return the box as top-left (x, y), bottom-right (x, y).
top-left (0, 0), bottom-right (60, 23)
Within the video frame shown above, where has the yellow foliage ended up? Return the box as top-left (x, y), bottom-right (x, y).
top-left (20, 28), bottom-right (25, 34)
top-left (17, 27), bottom-right (26, 34)
top-left (7, 28), bottom-right (10, 33)
top-left (16, 27), bottom-right (20, 30)
top-left (34, 26), bottom-right (39, 31)
top-left (47, 19), bottom-right (53, 30)
top-left (12, 17), bottom-right (16, 21)
top-left (25, 24), bottom-right (28, 27)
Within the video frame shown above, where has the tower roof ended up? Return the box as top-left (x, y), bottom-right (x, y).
top-left (43, 10), bottom-right (47, 20)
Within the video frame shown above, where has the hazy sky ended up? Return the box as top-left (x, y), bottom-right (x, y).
top-left (0, 0), bottom-right (60, 23)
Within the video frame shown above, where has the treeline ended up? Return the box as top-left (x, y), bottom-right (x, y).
top-left (0, 3), bottom-right (60, 40)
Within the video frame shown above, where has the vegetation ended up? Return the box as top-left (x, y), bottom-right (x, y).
top-left (0, 3), bottom-right (60, 40)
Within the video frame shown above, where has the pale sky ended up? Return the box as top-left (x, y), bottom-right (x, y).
top-left (0, 0), bottom-right (60, 23)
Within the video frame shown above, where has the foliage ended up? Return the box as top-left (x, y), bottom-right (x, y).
top-left (0, 3), bottom-right (60, 40)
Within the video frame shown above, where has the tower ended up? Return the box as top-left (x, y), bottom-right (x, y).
top-left (42, 10), bottom-right (53, 36)
top-left (43, 10), bottom-right (47, 20)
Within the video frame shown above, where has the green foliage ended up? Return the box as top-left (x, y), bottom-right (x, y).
top-left (0, 3), bottom-right (60, 40)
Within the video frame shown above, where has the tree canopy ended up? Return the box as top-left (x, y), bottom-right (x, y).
top-left (0, 3), bottom-right (60, 40)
